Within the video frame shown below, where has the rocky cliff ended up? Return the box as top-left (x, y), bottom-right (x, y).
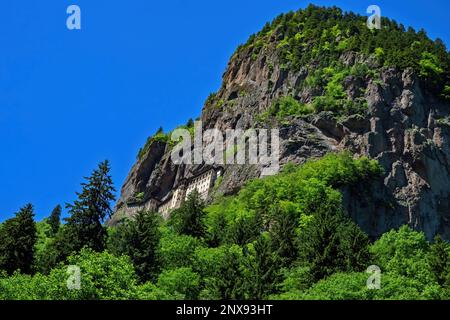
top-left (111, 6), bottom-right (450, 240)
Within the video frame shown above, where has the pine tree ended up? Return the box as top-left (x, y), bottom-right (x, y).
top-left (337, 220), bottom-right (372, 272)
top-left (186, 118), bottom-right (194, 127)
top-left (428, 235), bottom-right (450, 287)
top-left (210, 246), bottom-right (246, 300)
top-left (48, 205), bottom-right (61, 236)
top-left (110, 211), bottom-right (161, 283)
top-left (0, 204), bottom-right (37, 274)
top-left (57, 160), bottom-right (116, 259)
top-left (269, 206), bottom-right (298, 266)
top-left (297, 199), bottom-right (370, 282)
top-left (173, 191), bottom-right (206, 238)
top-left (297, 206), bottom-right (342, 282)
top-left (244, 233), bottom-right (280, 299)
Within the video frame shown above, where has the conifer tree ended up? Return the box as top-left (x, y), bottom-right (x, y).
top-left (57, 160), bottom-right (115, 259)
top-left (172, 191), bottom-right (206, 238)
top-left (186, 118), bottom-right (194, 127)
top-left (48, 205), bottom-right (61, 236)
top-left (0, 204), bottom-right (37, 274)
top-left (109, 210), bottom-right (161, 283)
top-left (244, 233), bottom-right (280, 299)
top-left (297, 197), bottom-right (370, 282)
top-left (428, 235), bottom-right (450, 287)
top-left (210, 246), bottom-right (246, 300)
top-left (269, 206), bottom-right (298, 266)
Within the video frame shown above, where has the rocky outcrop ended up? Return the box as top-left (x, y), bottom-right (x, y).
top-left (112, 37), bottom-right (450, 241)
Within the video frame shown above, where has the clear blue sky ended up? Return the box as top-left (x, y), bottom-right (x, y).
top-left (1, 0), bottom-right (449, 221)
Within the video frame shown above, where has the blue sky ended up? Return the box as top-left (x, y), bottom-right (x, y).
top-left (1, 0), bottom-right (449, 221)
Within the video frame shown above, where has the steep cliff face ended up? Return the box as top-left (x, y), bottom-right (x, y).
top-left (111, 7), bottom-right (450, 240)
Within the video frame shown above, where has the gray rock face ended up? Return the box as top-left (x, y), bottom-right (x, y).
top-left (112, 47), bottom-right (450, 241)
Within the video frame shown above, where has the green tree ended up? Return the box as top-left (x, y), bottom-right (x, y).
top-left (244, 233), bottom-right (281, 299)
top-left (57, 160), bottom-right (116, 260)
top-left (32, 221), bottom-right (58, 274)
top-left (203, 245), bottom-right (247, 300)
top-left (0, 248), bottom-right (140, 300)
top-left (171, 191), bottom-right (206, 238)
top-left (156, 267), bottom-right (201, 300)
top-left (48, 205), bottom-right (61, 236)
top-left (269, 203), bottom-right (298, 266)
top-left (159, 229), bottom-right (202, 270)
top-left (428, 235), bottom-right (450, 287)
top-left (0, 204), bottom-right (37, 275)
top-left (370, 225), bottom-right (433, 284)
top-left (109, 211), bottom-right (162, 283)
top-left (186, 118), bottom-right (194, 127)
top-left (286, 272), bottom-right (442, 300)
top-left (297, 191), bottom-right (371, 282)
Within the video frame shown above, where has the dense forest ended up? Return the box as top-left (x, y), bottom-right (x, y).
top-left (0, 153), bottom-right (449, 300)
top-left (1, 5), bottom-right (450, 300)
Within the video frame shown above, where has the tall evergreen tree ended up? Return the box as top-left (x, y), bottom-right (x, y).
top-left (269, 206), bottom-right (298, 267)
top-left (48, 205), bottom-right (61, 236)
top-left (0, 204), bottom-right (37, 274)
top-left (172, 191), bottom-right (206, 238)
top-left (428, 235), bottom-right (450, 287)
top-left (244, 233), bottom-right (280, 299)
top-left (297, 197), bottom-right (370, 282)
top-left (57, 160), bottom-right (116, 259)
top-left (210, 246), bottom-right (246, 300)
top-left (109, 210), bottom-right (161, 283)
top-left (186, 118), bottom-right (194, 127)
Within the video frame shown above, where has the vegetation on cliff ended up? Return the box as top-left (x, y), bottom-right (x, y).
top-left (238, 4), bottom-right (449, 101)
top-left (1, 153), bottom-right (449, 300)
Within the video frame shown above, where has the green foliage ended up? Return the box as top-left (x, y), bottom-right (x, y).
top-left (374, 47), bottom-right (385, 61)
top-left (156, 267), bottom-right (201, 300)
top-left (243, 233), bottom-right (281, 299)
top-left (3, 152), bottom-right (450, 301)
top-left (159, 228), bottom-right (203, 270)
top-left (258, 96), bottom-right (314, 122)
top-left (0, 204), bottom-right (37, 275)
top-left (55, 160), bottom-right (116, 261)
top-left (134, 192), bottom-right (145, 202)
top-left (428, 235), bottom-right (450, 287)
top-left (0, 249), bottom-right (139, 300)
top-left (282, 272), bottom-right (442, 300)
top-left (238, 5), bottom-right (450, 101)
top-left (48, 205), bottom-right (61, 236)
top-left (205, 93), bottom-right (217, 106)
top-left (108, 211), bottom-right (162, 283)
top-left (442, 85), bottom-right (450, 101)
top-left (199, 245), bottom-right (247, 300)
top-left (370, 225), bottom-right (433, 284)
top-left (137, 128), bottom-right (170, 160)
top-left (204, 153), bottom-right (382, 251)
top-left (33, 221), bottom-right (58, 274)
top-left (269, 204), bottom-right (298, 266)
top-left (297, 195), bottom-right (371, 282)
top-left (170, 191), bottom-right (206, 238)
top-left (419, 52), bottom-right (444, 78)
